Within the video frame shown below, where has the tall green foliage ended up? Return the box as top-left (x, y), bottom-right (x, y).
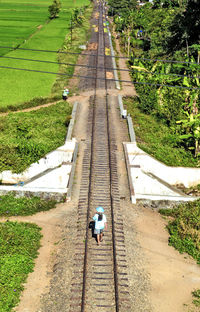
top-left (108, 0), bottom-right (137, 16)
top-left (167, 0), bottom-right (200, 56)
top-left (112, 0), bottom-right (200, 160)
top-left (48, 0), bottom-right (61, 19)
top-left (159, 199), bottom-right (200, 263)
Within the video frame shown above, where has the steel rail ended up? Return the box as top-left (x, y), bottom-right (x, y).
top-left (69, 2), bottom-right (131, 311)
top-left (103, 4), bottom-right (120, 311)
top-left (80, 1), bottom-right (120, 311)
top-left (80, 1), bottom-right (100, 311)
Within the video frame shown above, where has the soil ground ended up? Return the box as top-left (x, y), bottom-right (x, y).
top-left (2, 16), bottom-right (200, 312)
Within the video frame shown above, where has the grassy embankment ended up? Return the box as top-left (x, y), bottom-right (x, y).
top-left (0, 0), bottom-right (91, 111)
top-left (124, 96), bottom-right (199, 168)
top-left (0, 101), bottom-right (72, 173)
top-left (0, 193), bottom-right (57, 216)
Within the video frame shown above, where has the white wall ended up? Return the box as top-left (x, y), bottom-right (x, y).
top-left (126, 143), bottom-right (200, 188)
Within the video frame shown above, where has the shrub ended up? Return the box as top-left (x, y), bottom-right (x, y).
top-left (0, 193), bottom-right (57, 216)
top-left (192, 289), bottom-right (200, 306)
top-left (48, 0), bottom-right (61, 19)
top-left (134, 84), bottom-right (158, 114)
top-left (159, 199), bottom-right (200, 264)
top-left (0, 102), bottom-right (72, 173)
top-left (125, 97), bottom-right (198, 167)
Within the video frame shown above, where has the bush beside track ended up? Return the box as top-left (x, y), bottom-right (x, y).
top-left (0, 193), bottom-right (57, 216)
top-left (0, 101), bottom-right (72, 173)
top-left (125, 96), bottom-right (199, 168)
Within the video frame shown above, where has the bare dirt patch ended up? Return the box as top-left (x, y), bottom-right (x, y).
top-left (88, 42), bottom-right (98, 50)
top-left (106, 71), bottom-right (114, 79)
top-left (135, 207), bottom-right (200, 312)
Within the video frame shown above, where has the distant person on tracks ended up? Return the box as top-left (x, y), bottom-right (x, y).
top-left (62, 87), bottom-right (69, 101)
top-left (93, 206), bottom-right (107, 246)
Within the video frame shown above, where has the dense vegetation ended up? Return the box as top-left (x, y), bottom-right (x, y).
top-left (109, 0), bottom-right (200, 165)
top-left (0, 101), bottom-right (72, 173)
top-left (0, 193), bottom-right (57, 216)
top-left (0, 221), bottom-right (42, 312)
top-left (124, 96), bottom-right (198, 167)
top-left (160, 200), bottom-right (200, 265)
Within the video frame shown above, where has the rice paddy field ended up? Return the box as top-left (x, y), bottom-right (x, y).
top-left (0, 0), bottom-right (90, 109)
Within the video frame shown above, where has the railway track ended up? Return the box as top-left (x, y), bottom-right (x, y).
top-left (69, 1), bottom-right (131, 311)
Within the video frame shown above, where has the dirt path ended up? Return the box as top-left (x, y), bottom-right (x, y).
top-left (135, 207), bottom-right (200, 312)
top-left (0, 101), bottom-right (61, 117)
top-left (9, 202), bottom-right (76, 312)
top-left (3, 14), bottom-right (200, 312)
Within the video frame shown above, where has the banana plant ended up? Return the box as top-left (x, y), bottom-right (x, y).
top-left (131, 60), bottom-right (149, 81)
top-left (177, 111), bottom-right (200, 157)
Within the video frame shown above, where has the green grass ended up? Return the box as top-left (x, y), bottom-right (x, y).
top-left (0, 0), bottom-right (91, 110)
top-left (0, 1), bottom-right (51, 56)
top-left (0, 221), bottom-right (42, 312)
top-left (0, 193), bottom-right (57, 216)
top-left (159, 200), bottom-right (200, 264)
top-left (52, 4), bottom-right (93, 95)
top-left (192, 289), bottom-right (200, 306)
top-left (124, 96), bottom-right (199, 167)
top-left (0, 101), bottom-right (72, 173)
top-left (159, 200), bottom-right (200, 308)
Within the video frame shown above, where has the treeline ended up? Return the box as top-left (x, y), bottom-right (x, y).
top-left (108, 0), bottom-right (200, 160)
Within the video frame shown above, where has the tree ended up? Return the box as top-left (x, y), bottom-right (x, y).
top-left (152, 0), bottom-right (181, 8)
top-left (108, 0), bottom-right (137, 16)
top-left (48, 0), bottom-right (61, 19)
top-left (167, 0), bottom-right (200, 54)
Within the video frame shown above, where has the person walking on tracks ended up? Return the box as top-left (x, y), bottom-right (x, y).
top-left (93, 206), bottom-right (107, 246)
top-left (62, 87), bottom-right (69, 101)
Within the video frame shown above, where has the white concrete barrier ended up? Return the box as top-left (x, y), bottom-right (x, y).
top-left (124, 142), bottom-right (199, 205)
top-left (119, 95), bottom-right (200, 205)
top-left (0, 140), bottom-right (77, 201)
top-left (127, 143), bottom-right (200, 188)
top-left (1, 140), bottom-right (76, 184)
top-left (0, 102), bottom-right (79, 201)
